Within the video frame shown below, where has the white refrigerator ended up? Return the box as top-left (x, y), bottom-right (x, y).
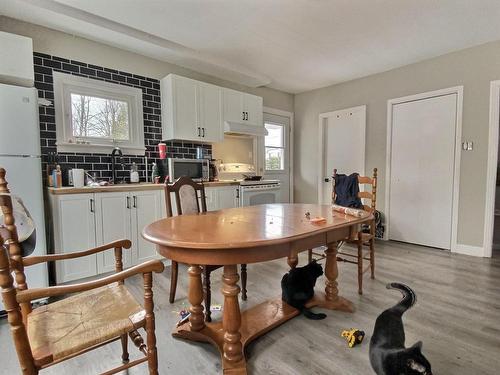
top-left (0, 83), bottom-right (48, 311)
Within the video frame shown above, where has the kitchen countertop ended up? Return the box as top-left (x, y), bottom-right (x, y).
top-left (47, 181), bottom-right (241, 195)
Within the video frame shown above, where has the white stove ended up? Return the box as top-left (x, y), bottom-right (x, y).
top-left (217, 163), bottom-right (281, 205)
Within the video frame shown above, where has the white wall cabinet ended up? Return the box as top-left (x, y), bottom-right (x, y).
top-left (222, 88), bottom-right (263, 127)
top-left (50, 190), bottom-right (163, 284)
top-left (161, 74), bottom-right (264, 143)
top-left (0, 31), bottom-right (34, 87)
top-left (161, 74), bottom-right (223, 143)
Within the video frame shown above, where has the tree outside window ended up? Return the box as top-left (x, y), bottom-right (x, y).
top-left (71, 94), bottom-right (130, 141)
top-left (265, 123), bottom-right (285, 171)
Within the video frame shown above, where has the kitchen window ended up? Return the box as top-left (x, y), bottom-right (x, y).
top-left (264, 122), bottom-right (285, 171)
top-left (54, 72), bottom-right (145, 154)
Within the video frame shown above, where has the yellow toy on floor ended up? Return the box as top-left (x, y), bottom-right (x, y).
top-left (341, 328), bottom-right (365, 348)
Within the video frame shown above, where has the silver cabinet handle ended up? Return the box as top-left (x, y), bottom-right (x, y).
top-left (202, 127), bottom-right (205, 137)
top-left (242, 111), bottom-right (245, 120)
top-left (133, 195), bottom-right (137, 208)
top-left (126, 196), bottom-right (130, 209)
top-left (197, 127), bottom-right (201, 137)
top-left (90, 198), bottom-right (94, 213)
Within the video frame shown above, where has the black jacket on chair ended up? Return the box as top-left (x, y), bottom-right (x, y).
top-left (334, 173), bottom-right (363, 208)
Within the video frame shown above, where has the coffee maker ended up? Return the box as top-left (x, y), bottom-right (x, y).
top-left (208, 159), bottom-right (219, 181)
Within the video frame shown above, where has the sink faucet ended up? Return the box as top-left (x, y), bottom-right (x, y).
top-left (111, 146), bottom-right (124, 184)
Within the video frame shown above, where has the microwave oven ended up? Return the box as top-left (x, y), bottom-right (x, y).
top-left (166, 158), bottom-right (209, 182)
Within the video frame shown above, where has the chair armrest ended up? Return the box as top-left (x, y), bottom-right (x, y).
top-left (22, 239), bottom-right (132, 267)
top-left (16, 259), bottom-right (164, 303)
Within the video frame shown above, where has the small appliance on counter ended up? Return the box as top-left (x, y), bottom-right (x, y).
top-left (163, 158), bottom-right (209, 182)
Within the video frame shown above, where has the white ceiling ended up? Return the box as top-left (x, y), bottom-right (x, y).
top-left (2, 0), bottom-right (500, 93)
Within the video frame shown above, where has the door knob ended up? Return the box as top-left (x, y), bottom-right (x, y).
top-left (324, 178), bottom-right (330, 182)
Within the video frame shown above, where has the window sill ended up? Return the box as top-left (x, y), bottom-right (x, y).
top-left (56, 142), bottom-right (146, 155)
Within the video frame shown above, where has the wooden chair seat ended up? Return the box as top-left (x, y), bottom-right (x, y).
top-left (28, 283), bottom-right (145, 367)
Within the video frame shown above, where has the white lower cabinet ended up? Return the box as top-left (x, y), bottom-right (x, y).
top-left (51, 194), bottom-right (97, 283)
top-left (50, 185), bottom-right (238, 283)
top-left (133, 190), bottom-right (163, 264)
top-left (205, 186), bottom-right (239, 211)
top-left (50, 189), bottom-right (163, 284)
top-left (94, 192), bottom-right (134, 274)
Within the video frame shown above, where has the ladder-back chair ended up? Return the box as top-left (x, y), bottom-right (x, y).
top-left (0, 168), bottom-right (164, 374)
top-left (164, 176), bottom-right (248, 322)
top-left (308, 168), bottom-right (377, 295)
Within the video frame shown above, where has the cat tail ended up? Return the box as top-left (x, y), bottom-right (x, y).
top-left (386, 283), bottom-right (416, 314)
top-left (302, 308), bottom-right (327, 320)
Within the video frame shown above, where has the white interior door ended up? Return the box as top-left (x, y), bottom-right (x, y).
top-left (389, 93), bottom-right (457, 249)
top-left (319, 106), bottom-right (366, 204)
top-left (262, 112), bottom-right (291, 202)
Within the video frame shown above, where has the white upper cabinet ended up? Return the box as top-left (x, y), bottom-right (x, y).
top-left (161, 74), bottom-right (263, 142)
top-left (223, 88), bottom-right (263, 127)
top-left (0, 32), bottom-right (34, 87)
top-left (243, 93), bottom-right (263, 127)
top-left (198, 82), bottom-right (223, 142)
top-left (161, 74), bottom-right (223, 143)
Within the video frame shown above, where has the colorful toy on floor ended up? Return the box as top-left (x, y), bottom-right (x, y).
top-left (341, 328), bottom-right (365, 348)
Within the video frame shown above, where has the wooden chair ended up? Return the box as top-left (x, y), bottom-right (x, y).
top-left (308, 168), bottom-right (377, 295)
top-left (165, 176), bottom-right (247, 322)
top-left (0, 168), bottom-right (164, 375)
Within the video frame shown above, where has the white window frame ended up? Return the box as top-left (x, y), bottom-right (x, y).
top-left (264, 121), bottom-right (286, 173)
top-left (53, 72), bottom-right (145, 155)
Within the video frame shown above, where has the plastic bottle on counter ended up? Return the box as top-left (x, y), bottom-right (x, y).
top-left (130, 162), bottom-right (139, 183)
top-left (52, 165), bottom-right (62, 188)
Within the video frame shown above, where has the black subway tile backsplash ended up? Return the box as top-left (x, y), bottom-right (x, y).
top-left (34, 53), bottom-right (211, 184)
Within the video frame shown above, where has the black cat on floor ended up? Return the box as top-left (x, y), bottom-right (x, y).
top-left (369, 283), bottom-right (432, 375)
top-left (281, 260), bottom-right (326, 320)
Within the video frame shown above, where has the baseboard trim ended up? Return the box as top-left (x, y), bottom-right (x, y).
top-left (453, 244), bottom-right (486, 257)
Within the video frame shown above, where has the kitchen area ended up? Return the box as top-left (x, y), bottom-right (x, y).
top-left (0, 30), bottom-right (291, 291)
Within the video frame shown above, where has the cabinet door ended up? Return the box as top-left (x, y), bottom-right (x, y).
top-left (223, 88), bottom-right (245, 123)
top-left (217, 186), bottom-right (239, 209)
top-left (54, 194), bottom-right (97, 283)
top-left (172, 76), bottom-right (199, 141)
top-left (132, 190), bottom-right (162, 264)
top-left (205, 187), bottom-right (218, 211)
top-left (94, 192), bottom-right (133, 274)
top-left (244, 94), bottom-right (263, 126)
top-left (199, 82), bottom-right (223, 142)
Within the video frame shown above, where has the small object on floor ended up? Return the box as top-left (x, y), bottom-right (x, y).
top-left (210, 304), bottom-right (222, 312)
top-left (341, 328), bottom-right (365, 348)
top-left (305, 211), bottom-right (311, 219)
top-left (176, 311), bottom-right (191, 327)
top-left (310, 216), bottom-right (326, 224)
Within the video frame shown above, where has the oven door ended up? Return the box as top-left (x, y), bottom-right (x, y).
top-left (240, 185), bottom-right (281, 206)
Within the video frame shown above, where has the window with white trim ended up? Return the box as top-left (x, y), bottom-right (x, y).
top-left (54, 72), bottom-right (145, 154)
top-left (264, 122), bottom-right (285, 171)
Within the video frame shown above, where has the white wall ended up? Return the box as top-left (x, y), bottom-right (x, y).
top-left (295, 40), bottom-right (500, 251)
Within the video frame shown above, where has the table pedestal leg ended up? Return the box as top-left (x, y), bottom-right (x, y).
top-left (307, 242), bottom-right (354, 313)
top-left (222, 265), bottom-right (243, 364)
top-left (287, 253), bottom-right (298, 269)
top-left (188, 265), bottom-right (205, 332)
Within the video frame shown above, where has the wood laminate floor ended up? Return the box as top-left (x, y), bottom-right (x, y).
top-left (1, 241), bottom-right (499, 374)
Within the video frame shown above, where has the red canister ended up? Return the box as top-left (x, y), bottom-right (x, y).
top-left (158, 142), bottom-right (167, 159)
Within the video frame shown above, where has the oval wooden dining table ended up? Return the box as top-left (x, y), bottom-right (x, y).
top-left (143, 203), bottom-right (372, 374)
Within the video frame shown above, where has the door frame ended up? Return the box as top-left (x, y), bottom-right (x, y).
top-left (482, 80), bottom-right (500, 258)
top-left (263, 106), bottom-right (294, 202)
top-left (317, 105), bottom-right (366, 204)
top-left (385, 86), bottom-right (463, 252)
